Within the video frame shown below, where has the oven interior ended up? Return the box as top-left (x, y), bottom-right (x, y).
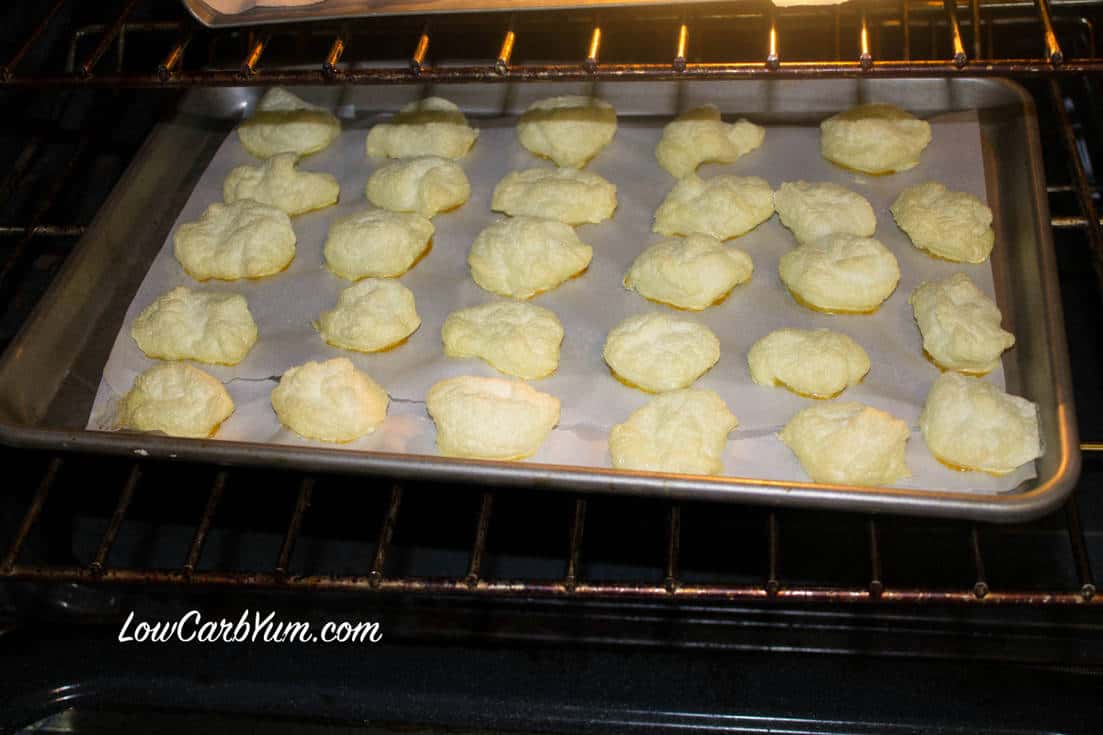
top-left (1, 0), bottom-right (1103, 732)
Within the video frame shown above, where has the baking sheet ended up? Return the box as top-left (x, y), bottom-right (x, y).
top-left (86, 98), bottom-right (1034, 494)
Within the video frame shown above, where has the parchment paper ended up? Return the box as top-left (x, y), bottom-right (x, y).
top-left (87, 97), bottom-right (1034, 494)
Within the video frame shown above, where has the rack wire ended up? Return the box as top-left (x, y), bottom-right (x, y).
top-left (0, 455), bottom-right (1099, 604)
top-left (0, 0), bottom-right (1100, 607)
top-left (0, 0), bottom-right (1102, 86)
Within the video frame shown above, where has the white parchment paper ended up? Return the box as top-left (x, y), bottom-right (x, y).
top-left (87, 94), bottom-right (1033, 494)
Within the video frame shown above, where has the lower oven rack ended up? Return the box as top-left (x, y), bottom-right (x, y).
top-left (0, 454), bottom-right (1098, 605)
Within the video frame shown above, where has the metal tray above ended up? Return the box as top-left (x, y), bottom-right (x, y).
top-left (182, 0), bottom-right (725, 28)
top-left (0, 79), bottom-right (1079, 522)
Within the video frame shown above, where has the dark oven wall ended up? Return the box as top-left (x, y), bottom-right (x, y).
top-left (2, 1), bottom-right (1103, 733)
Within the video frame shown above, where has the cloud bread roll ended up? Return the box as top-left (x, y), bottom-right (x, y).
top-left (780, 402), bottom-right (911, 486)
top-left (778, 233), bottom-right (900, 314)
top-left (623, 234), bottom-right (753, 311)
top-left (117, 362), bottom-right (234, 439)
top-left (271, 358), bottom-right (389, 443)
top-left (516, 95), bottom-right (617, 168)
top-left (909, 273), bottom-right (1015, 375)
top-left (468, 216), bottom-right (593, 300)
top-left (223, 153), bottom-right (339, 216)
top-left (920, 372), bottom-right (1042, 475)
top-left (316, 279), bottom-right (421, 353)
top-left (603, 312), bottom-right (721, 393)
top-left (748, 328), bottom-right (870, 399)
top-left (366, 156), bottom-right (471, 218)
top-left (130, 286), bottom-right (258, 366)
top-left (773, 181), bottom-right (876, 245)
top-left (655, 105), bottom-right (765, 179)
top-left (653, 175), bottom-right (774, 241)
top-left (820, 103), bottom-right (932, 175)
top-left (491, 167), bottom-right (617, 225)
top-left (891, 181), bottom-right (995, 264)
top-left (366, 97), bottom-right (478, 160)
top-left (237, 87), bottom-right (340, 159)
top-left (442, 300), bottom-right (564, 380)
top-left (427, 375), bottom-right (560, 460)
top-left (173, 200), bottom-right (296, 282)
top-left (609, 389), bottom-right (738, 475)
top-left (323, 208), bottom-right (435, 280)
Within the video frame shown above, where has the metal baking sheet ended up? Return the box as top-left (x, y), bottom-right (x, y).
top-left (183, 0), bottom-right (739, 28)
top-left (88, 87), bottom-right (1023, 493)
top-left (0, 79), bottom-right (1079, 521)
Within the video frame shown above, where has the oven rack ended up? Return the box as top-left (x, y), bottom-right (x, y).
top-left (0, 454), bottom-right (1099, 605)
top-left (1, 0), bottom-right (1103, 87)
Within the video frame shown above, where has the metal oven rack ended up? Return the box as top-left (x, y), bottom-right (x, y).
top-left (1, 456), bottom-right (1099, 605)
top-left (3, 0), bottom-right (1103, 83)
top-left (0, 0), bottom-right (1101, 608)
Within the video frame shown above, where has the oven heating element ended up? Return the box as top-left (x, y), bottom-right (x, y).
top-left (0, 0), bottom-right (1100, 608)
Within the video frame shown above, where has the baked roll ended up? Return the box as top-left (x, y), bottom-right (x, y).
top-left (748, 328), bottom-right (869, 399)
top-left (773, 180), bottom-right (876, 245)
top-left (272, 358), bottom-right (389, 443)
top-left (920, 372), bottom-right (1042, 475)
top-left (516, 95), bottom-right (617, 168)
top-left (131, 287), bottom-right (258, 366)
top-left (655, 105), bottom-right (764, 179)
top-left (780, 402), bottom-right (911, 486)
top-left (653, 174), bottom-right (774, 241)
top-left (223, 153), bottom-right (339, 216)
top-left (779, 233), bottom-right (900, 314)
top-left (603, 312), bottom-right (721, 393)
top-left (909, 273), bottom-right (1014, 374)
top-left (427, 376), bottom-right (560, 460)
top-left (323, 209), bottom-right (434, 280)
top-left (623, 234), bottom-right (753, 311)
top-left (820, 103), bottom-right (931, 175)
top-left (442, 300), bottom-right (564, 380)
top-left (468, 216), bottom-right (593, 300)
top-left (117, 362), bottom-right (234, 439)
top-left (173, 200), bottom-right (296, 282)
top-left (238, 87), bottom-right (340, 159)
top-left (491, 167), bottom-right (617, 225)
top-left (366, 97), bottom-right (478, 160)
top-left (366, 156), bottom-right (471, 218)
top-left (891, 181), bottom-right (995, 263)
top-left (610, 389), bottom-right (738, 475)
top-left (316, 279), bottom-right (421, 353)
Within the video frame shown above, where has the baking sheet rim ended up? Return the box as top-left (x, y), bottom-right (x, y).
top-left (0, 78), bottom-right (1079, 522)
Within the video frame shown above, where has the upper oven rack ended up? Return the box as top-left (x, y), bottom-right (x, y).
top-left (1, 0), bottom-right (1102, 86)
